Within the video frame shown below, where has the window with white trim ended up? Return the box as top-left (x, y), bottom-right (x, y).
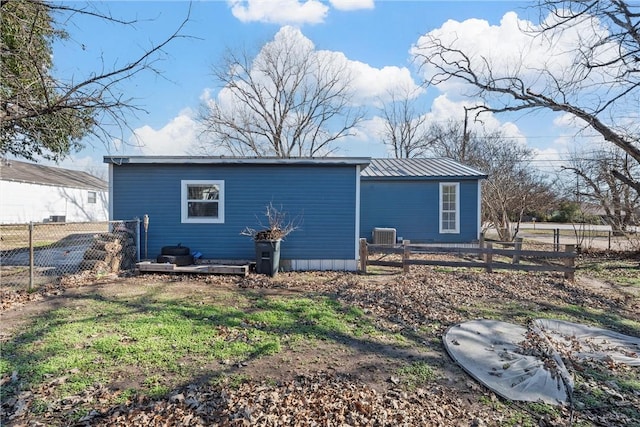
top-left (439, 182), bottom-right (459, 233)
top-left (87, 191), bottom-right (97, 204)
top-left (181, 180), bottom-right (224, 223)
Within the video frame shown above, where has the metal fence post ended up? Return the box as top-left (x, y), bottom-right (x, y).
top-left (135, 218), bottom-right (141, 262)
top-left (29, 222), bottom-right (34, 291)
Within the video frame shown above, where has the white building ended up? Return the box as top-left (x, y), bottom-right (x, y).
top-left (0, 159), bottom-right (108, 224)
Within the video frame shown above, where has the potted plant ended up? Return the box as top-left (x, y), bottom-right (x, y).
top-left (241, 203), bottom-right (300, 276)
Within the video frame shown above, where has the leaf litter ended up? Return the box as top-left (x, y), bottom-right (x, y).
top-left (1, 254), bottom-right (639, 426)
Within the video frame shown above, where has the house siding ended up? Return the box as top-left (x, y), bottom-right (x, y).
top-left (111, 163), bottom-right (358, 262)
top-left (360, 178), bottom-right (480, 243)
top-left (0, 181), bottom-right (108, 224)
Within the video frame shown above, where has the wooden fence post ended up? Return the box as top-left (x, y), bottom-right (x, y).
top-left (402, 240), bottom-right (411, 273)
top-left (359, 238), bottom-right (368, 273)
top-left (512, 237), bottom-right (523, 264)
top-left (564, 244), bottom-right (575, 280)
top-left (485, 242), bottom-right (493, 273)
top-left (478, 232), bottom-right (485, 260)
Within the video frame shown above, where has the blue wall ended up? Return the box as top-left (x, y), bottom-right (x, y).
top-left (360, 178), bottom-right (480, 243)
top-left (111, 164), bottom-right (358, 260)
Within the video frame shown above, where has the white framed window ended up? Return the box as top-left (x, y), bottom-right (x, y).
top-left (181, 180), bottom-right (224, 223)
top-left (87, 191), bottom-right (97, 204)
top-left (439, 182), bottom-right (459, 234)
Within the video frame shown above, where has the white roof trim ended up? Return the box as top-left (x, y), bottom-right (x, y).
top-left (104, 156), bottom-right (371, 167)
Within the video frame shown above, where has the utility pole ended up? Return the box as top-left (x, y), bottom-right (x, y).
top-left (462, 107), bottom-right (470, 162)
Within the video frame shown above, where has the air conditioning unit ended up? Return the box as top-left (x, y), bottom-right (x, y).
top-left (373, 227), bottom-right (396, 245)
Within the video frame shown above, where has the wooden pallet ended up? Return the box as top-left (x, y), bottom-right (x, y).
top-left (137, 261), bottom-right (249, 276)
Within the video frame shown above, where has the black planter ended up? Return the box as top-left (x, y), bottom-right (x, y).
top-left (255, 239), bottom-right (281, 277)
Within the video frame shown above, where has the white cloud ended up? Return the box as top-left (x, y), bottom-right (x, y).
top-left (227, 0), bottom-right (373, 24)
top-left (228, 0), bottom-right (329, 25)
top-left (131, 109), bottom-right (200, 156)
top-left (533, 147), bottom-right (563, 163)
top-left (329, 0), bottom-right (374, 11)
top-left (354, 115), bottom-right (386, 142)
top-left (349, 61), bottom-right (422, 105)
top-left (553, 113), bottom-right (580, 129)
top-left (203, 25), bottom-right (421, 130)
top-left (213, 26), bottom-right (421, 109)
top-left (530, 147), bottom-right (568, 174)
top-left (411, 11), bottom-right (616, 98)
top-left (331, 115), bottom-right (389, 157)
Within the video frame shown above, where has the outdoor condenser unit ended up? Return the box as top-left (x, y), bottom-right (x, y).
top-left (372, 227), bottom-right (397, 245)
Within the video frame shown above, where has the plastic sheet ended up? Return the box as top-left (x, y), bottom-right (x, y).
top-left (443, 319), bottom-right (640, 405)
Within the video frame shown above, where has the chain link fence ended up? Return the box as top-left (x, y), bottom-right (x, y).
top-left (0, 220), bottom-right (140, 291)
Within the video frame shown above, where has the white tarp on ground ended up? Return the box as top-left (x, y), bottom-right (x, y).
top-left (443, 319), bottom-right (640, 405)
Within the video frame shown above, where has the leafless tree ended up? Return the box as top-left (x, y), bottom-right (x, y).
top-left (198, 28), bottom-right (364, 157)
top-left (413, 0), bottom-right (640, 192)
top-left (562, 148), bottom-right (639, 231)
top-left (481, 153), bottom-right (555, 241)
top-left (1, 1), bottom-right (190, 162)
top-left (378, 88), bottom-right (434, 158)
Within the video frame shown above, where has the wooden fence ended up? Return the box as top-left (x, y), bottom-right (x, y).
top-left (359, 238), bottom-right (576, 280)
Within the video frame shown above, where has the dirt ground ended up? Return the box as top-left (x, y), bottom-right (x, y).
top-left (0, 274), bottom-right (444, 395)
top-left (1, 253), bottom-right (639, 426)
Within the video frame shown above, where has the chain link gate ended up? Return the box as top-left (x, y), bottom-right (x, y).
top-left (0, 219), bottom-right (140, 291)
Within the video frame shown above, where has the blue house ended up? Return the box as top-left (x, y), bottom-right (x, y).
top-left (360, 158), bottom-right (487, 244)
top-left (105, 156), bottom-right (369, 271)
top-left (105, 156), bottom-right (486, 271)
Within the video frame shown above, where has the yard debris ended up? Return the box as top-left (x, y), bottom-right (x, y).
top-left (0, 271), bottom-right (120, 311)
top-left (1, 252), bottom-right (638, 426)
top-left (3, 372), bottom-right (572, 426)
top-left (443, 318), bottom-right (639, 406)
top-left (79, 231), bottom-right (137, 274)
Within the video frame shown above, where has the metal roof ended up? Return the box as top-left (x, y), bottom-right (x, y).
top-left (104, 156), bottom-right (371, 167)
top-left (0, 159), bottom-right (108, 191)
top-left (361, 158), bottom-right (487, 179)
top-left (102, 156), bottom-right (486, 179)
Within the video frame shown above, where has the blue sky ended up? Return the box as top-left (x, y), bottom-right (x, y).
top-left (47, 0), bottom-right (586, 174)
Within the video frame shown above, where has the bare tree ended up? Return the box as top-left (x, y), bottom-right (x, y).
top-left (413, 0), bottom-right (640, 191)
top-left (481, 152), bottom-right (555, 241)
top-left (378, 88), bottom-right (434, 158)
top-left (425, 112), bottom-right (484, 164)
top-left (428, 119), bottom-right (555, 240)
top-left (198, 27), bottom-right (364, 157)
top-left (1, 1), bottom-right (190, 162)
top-left (562, 148), bottom-right (639, 231)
